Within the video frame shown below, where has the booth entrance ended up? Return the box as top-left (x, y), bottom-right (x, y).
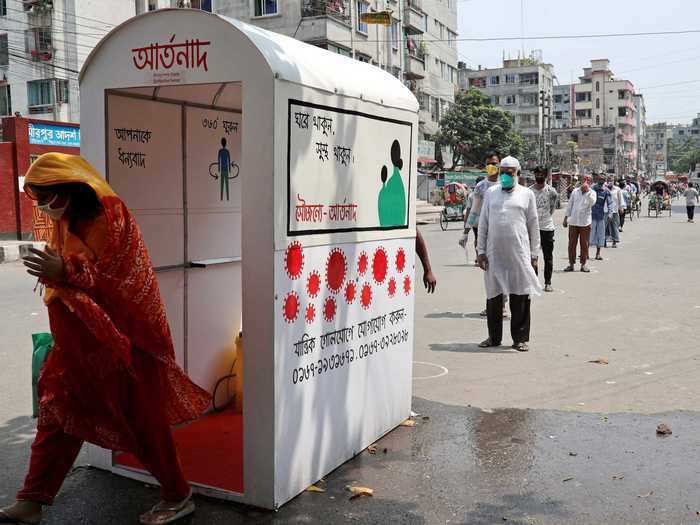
top-left (103, 84), bottom-right (245, 494)
top-left (79, 9), bottom-right (419, 509)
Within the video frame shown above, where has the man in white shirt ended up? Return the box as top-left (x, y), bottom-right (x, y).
top-left (529, 166), bottom-right (558, 292)
top-left (477, 156), bottom-right (541, 352)
top-left (563, 174), bottom-right (596, 272)
top-left (685, 183), bottom-right (699, 223)
top-left (608, 180), bottom-right (625, 247)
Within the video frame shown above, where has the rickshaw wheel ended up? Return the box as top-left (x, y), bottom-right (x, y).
top-left (439, 211), bottom-right (448, 231)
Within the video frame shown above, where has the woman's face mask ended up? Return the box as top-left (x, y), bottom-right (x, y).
top-left (37, 193), bottom-right (70, 221)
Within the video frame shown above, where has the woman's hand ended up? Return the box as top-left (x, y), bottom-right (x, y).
top-left (23, 247), bottom-right (65, 282)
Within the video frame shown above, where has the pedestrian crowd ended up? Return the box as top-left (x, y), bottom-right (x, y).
top-left (459, 151), bottom-right (652, 353)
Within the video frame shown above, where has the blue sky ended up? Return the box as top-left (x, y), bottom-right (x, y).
top-left (457, 0), bottom-right (700, 124)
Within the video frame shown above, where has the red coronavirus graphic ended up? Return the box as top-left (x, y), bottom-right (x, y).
top-left (403, 275), bottom-right (412, 296)
top-left (283, 292), bottom-right (300, 323)
top-left (372, 247), bottom-right (388, 284)
top-left (323, 297), bottom-right (337, 322)
top-left (306, 271), bottom-right (321, 298)
top-left (305, 304), bottom-right (316, 324)
top-left (345, 280), bottom-right (357, 304)
top-left (326, 248), bottom-right (347, 294)
top-left (395, 247), bottom-right (406, 273)
top-left (357, 251), bottom-right (369, 276)
top-left (387, 277), bottom-right (397, 298)
top-left (360, 283), bottom-right (373, 310)
top-left (285, 242), bottom-right (304, 280)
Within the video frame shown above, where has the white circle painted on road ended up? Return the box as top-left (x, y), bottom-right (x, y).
top-left (413, 361), bottom-right (449, 380)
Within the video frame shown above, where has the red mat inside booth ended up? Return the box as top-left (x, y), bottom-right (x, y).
top-left (115, 409), bottom-right (244, 494)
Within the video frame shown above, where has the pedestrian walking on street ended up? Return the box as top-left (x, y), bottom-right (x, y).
top-left (477, 156), bottom-right (541, 352)
top-left (619, 180), bottom-right (631, 231)
top-left (608, 180), bottom-right (625, 247)
top-left (529, 166), bottom-right (558, 292)
top-left (589, 176), bottom-right (614, 261)
top-left (1, 153), bottom-right (211, 525)
top-left (685, 183), bottom-right (699, 223)
top-left (467, 151), bottom-right (508, 318)
top-left (563, 174), bottom-right (596, 272)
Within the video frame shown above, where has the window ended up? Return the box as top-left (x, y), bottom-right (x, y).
top-left (596, 81), bottom-right (600, 92)
top-left (553, 94), bottom-right (563, 103)
top-left (490, 95), bottom-right (500, 106)
top-left (0, 84), bottom-right (10, 116)
top-left (554, 111), bottom-right (562, 119)
top-left (470, 77), bottom-right (486, 88)
top-left (254, 0), bottom-right (278, 17)
top-left (0, 33), bottom-right (7, 66)
top-left (521, 93), bottom-right (537, 106)
top-left (431, 97), bottom-right (440, 122)
top-left (505, 94), bottom-right (516, 105)
top-left (188, 0), bottom-right (212, 10)
top-left (618, 90), bottom-right (625, 100)
top-left (571, 134), bottom-right (578, 143)
top-left (505, 74), bottom-right (516, 84)
top-left (148, 0), bottom-right (157, 10)
top-left (489, 75), bottom-right (499, 85)
top-left (419, 93), bottom-right (428, 111)
top-left (25, 28), bottom-right (53, 60)
top-left (520, 114), bottom-right (537, 127)
top-left (356, 53), bottom-right (371, 63)
top-left (575, 109), bottom-right (591, 118)
top-left (390, 20), bottom-right (399, 49)
top-left (27, 79), bottom-right (54, 108)
top-left (618, 107), bottom-right (627, 117)
top-left (57, 78), bottom-right (69, 103)
top-left (575, 92), bottom-right (590, 102)
top-left (327, 43), bottom-right (351, 57)
top-left (519, 72), bottom-right (538, 85)
top-left (692, 130), bottom-right (700, 135)
top-left (0, 0), bottom-right (6, 16)
top-left (356, 1), bottom-right (368, 33)
top-left (596, 115), bottom-right (600, 125)
top-left (679, 130), bottom-right (685, 136)
top-left (447, 30), bottom-right (456, 49)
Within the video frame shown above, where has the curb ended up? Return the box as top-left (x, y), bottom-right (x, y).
top-left (0, 242), bottom-right (46, 264)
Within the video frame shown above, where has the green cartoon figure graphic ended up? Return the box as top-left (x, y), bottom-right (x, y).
top-left (378, 139), bottom-right (406, 227)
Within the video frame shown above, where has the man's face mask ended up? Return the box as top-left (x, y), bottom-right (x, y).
top-left (485, 164), bottom-right (499, 177)
top-left (500, 171), bottom-right (515, 189)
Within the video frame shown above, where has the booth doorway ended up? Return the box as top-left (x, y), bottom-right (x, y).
top-left (104, 83), bottom-right (244, 494)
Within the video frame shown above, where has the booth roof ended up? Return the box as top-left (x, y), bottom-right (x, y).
top-left (79, 9), bottom-right (419, 113)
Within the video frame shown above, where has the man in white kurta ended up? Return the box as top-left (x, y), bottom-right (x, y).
top-left (476, 156), bottom-right (541, 352)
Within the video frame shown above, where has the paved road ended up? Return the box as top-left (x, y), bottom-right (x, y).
top-left (1, 201), bottom-right (699, 524)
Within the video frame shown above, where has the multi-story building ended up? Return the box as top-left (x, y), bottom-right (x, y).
top-left (458, 54), bottom-right (554, 142)
top-left (552, 60), bottom-right (643, 177)
top-left (214, 0), bottom-right (459, 141)
top-left (634, 93), bottom-right (647, 176)
top-left (552, 84), bottom-right (571, 129)
top-left (670, 114), bottom-right (700, 148)
top-left (551, 126), bottom-right (616, 175)
top-left (0, 0), bottom-right (211, 123)
top-left (646, 123), bottom-right (670, 178)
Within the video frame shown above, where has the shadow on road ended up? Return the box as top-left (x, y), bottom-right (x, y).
top-left (430, 342), bottom-right (515, 354)
top-left (425, 312), bottom-right (484, 320)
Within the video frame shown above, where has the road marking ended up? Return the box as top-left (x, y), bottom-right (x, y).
top-left (413, 361), bottom-right (449, 380)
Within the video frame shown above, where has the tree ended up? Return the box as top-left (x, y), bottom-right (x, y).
top-left (669, 137), bottom-right (700, 174)
top-left (433, 89), bottom-right (524, 169)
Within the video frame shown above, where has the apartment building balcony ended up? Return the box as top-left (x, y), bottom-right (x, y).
top-left (404, 0), bottom-right (426, 34)
top-left (404, 48), bottom-right (426, 79)
top-left (301, 0), bottom-right (351, 25)
top-left (623, 133), bottom-right (636, 143)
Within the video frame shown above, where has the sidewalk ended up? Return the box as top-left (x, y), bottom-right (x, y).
top-left (0, 241), bottom-right (46, 264)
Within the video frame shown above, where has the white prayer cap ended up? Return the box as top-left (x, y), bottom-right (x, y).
top-left (500, 156), bottom-right (521, 170)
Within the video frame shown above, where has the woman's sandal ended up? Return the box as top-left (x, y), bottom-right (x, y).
top-left (139, 492), bottom-right (195, 525)
top-left (0, 509), bottom-right (39, 525)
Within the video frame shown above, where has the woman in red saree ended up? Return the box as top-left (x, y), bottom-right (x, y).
top-left (0, 153), bottom-right (211, 525)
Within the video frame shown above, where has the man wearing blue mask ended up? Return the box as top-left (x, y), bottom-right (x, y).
top-left (476, 156), bottom-right (541, 352)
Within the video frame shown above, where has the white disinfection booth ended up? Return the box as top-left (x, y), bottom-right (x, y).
top-left (79, 8), bottom-right (418, 509)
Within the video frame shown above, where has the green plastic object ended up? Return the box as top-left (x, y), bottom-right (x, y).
top-left (32, 332), bottom-right (54, 418)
